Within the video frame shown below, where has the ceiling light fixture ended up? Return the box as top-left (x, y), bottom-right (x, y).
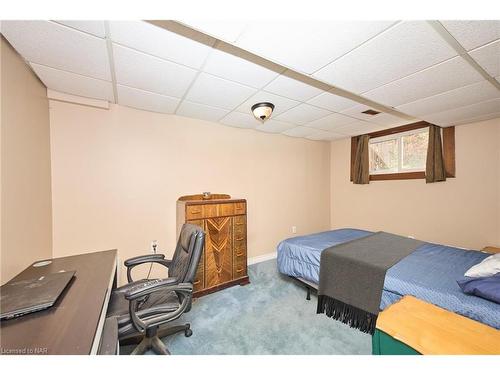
top-left (251, 102), bottom-right (275, 123)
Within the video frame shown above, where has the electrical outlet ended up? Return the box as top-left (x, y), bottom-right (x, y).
top-left (292, 226), bottom-right (297, 234)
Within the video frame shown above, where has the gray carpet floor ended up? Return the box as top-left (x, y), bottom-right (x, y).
top-left (121, 259), bottom-right (372, 355)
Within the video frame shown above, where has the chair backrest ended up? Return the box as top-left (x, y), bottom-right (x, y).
top-left (168, 223), bottom-right (204, 283)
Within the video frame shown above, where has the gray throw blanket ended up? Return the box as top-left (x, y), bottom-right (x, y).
top-left (317, 232), bottom-right (424, 334)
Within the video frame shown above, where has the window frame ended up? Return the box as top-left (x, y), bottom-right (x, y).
top-left (350, 121), bottom-right (455, 182)
top-left (369, 127), bottom-right (429, 175)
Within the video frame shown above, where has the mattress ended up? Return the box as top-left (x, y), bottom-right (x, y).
top-left (277, 229), bottom-right (500, 329)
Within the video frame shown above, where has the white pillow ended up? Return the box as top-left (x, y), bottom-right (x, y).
top-left (464, 253), bottom-right (500, 278)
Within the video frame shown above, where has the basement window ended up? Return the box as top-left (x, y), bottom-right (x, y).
top-left (350, 122), bottom-right (455, 181)
top-left (369, 127), bottom-right (429, 175)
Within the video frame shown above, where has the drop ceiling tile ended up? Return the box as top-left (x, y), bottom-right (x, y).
top-left (255, 119), bottom-right (296, 133)
top-left (176, 100), bottom-right (229, 122)
top-left (117, 85), bottom-right (180, 114)
top-left (366, 113), bottom-right (414, 127)
top-left (339, 105), bottom-right (412, 126)
top-left (109, 21), bottom-right (214, 69)
top-left (340, 104), bottom-right (383, 121)
top-left (420, 98), bottom-right (500, 126)
top-left (314, 21), bottom-right (457, 93)
top-left (1, 20), bottom-right (111, 80)
top-left (306, 91), bottom-right (361, 112)
top-left (112, 44), bottom-right (197, 98)
top-left (282, 126), bottom-right (318, 138)
top-left (335, 121), bottom-right (387, 136)
top-left (441, 20), bottom-right (500, 51)
top-left (219, 112), bottom-right (258, 129)
top-left (306, 130), bottom-right (345, 141)
top-left (30, 63), bottom-right (114, 101)
top-left (185, 73), bottom-right (256, 110)
top-left (235, 21), bottom-right (396, 74)
top-left (54, 21), bottom-right (106, 38)
top-left (362, 56), bottom-right (484, 107)
top-left (179, 20), bottom-right (247, 43)
top-left (469, 40), bottom-right (500, 78)
top-left (304, 113), bottom-right (359, 131)
top-left (274, 104), bottom-right (331, 125)
top-left (397, 80), bottom-right (500, 117)
top-left (263, 73), bottom-right (325, 101)
top-left (451, 111), bottom-right (500, 126)
top-left (203, 44), bottom-right (283, 89)
top-left (235, 91), bottom-right (299, 116)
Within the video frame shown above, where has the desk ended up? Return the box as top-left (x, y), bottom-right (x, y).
top-left (0, 250), bottom-right (117, 355)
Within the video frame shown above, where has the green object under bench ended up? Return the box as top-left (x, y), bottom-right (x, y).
top-left (372, 329), bottom-right (420, 355)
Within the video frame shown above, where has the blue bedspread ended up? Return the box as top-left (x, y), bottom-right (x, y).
top-left (277, 229), bottom-right (500, 329)
top-left (277, 228), bottom-right (373, 284)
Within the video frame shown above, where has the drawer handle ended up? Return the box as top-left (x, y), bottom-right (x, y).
top-left (235, 222), bottom-right (244, 226)
top-left (235, 236), bottom-right (244, 241)
top-left (193, 280), bottom-right (201, 285)
top-left (236, 251), bottom-right (244, 257)
top-left (236, 267), bottom-right (244, 273)
top-left (190, 209), bottom-right (202, 214)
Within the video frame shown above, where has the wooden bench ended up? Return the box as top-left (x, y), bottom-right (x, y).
top-left (373, 296), bottom-right (500, 355)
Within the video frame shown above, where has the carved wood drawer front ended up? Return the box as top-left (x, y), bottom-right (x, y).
top-left (233, 235), bottom-right (246, 253)
top-left (194, 263), bottom-right (204, 292)
top-left (233, 242), bottom-right (246, 259)
top-left (186, 205), bottom-right (204, 220)
top-left (202, 204), bottom-right (218, 218)
top-left (233, 217), bottom-right (246, 251)
top-left (233, 215), bottom-right (246, 236)
top-left (235, 202), bottom-right (246, 215)
top-left (186, 204), bottom-right (220, 219)
top-left (219, 203), bottom-right (235, 217)
top-left (233, 254), bottom-right (247, 278)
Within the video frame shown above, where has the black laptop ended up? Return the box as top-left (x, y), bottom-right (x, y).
top-left (0, 271), bottom-right (75, 320)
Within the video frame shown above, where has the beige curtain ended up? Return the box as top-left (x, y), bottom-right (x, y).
top-left (353, 135), bottom-right (370, 184)
top-left (426, 125), bottom-right (446, 183)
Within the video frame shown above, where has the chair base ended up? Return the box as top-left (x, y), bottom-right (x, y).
top-left (121, 323), bottom-right (192, 355)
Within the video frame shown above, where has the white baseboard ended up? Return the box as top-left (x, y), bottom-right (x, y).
top-left (248, 251), bottom-right (277, 265)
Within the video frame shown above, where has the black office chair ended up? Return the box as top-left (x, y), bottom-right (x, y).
top-left (106, 223), bottom-right (205, 355)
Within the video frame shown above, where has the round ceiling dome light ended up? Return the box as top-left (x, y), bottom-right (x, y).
top-left (251, 102), bottom-right (275, 123)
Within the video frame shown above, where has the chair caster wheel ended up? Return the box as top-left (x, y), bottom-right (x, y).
top-left (185, 328), bottom-right (193, 337)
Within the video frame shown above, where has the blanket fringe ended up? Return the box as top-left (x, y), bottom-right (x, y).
top-left (317, 295), bottom-right (377, 335)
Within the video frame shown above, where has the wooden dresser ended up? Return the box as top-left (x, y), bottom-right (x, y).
top-left (176, 194), bottom-right (250, 297)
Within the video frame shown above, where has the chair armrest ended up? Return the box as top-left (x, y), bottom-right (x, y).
top-left (124, 279), bottom-right (190, 301)
top-left (124, 254), bottom-right (172, 283)
top-left (125, 282), bottom-right (194, 333)
top-left (124, 254), bottom-right (168, 267)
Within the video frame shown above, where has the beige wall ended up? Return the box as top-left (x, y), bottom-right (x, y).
top-left (49, 101), bottom-right (331, 283)
top-left (330, 118), bottom-right (500, 250)
top-left (0, 37), bottom-right (53, 283)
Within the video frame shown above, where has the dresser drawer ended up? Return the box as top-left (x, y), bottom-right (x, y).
top-left (235, 202), bottom-right (246, 215)
top-left (219, 203), bottom-right (235, 217)
top-left (186, 204), bottom-right (219, 219)
top-left (186, 205), bottom-right (204, 220)
top-left (233, 215), bottom-right (246, 236)
top-left (218, 202), bottom-right (246, 217)
top-left (233, 233), bottom-right (246, 253)
top-left (233, 255), bottom-right (247, 278)
top-left (233, 242), bottom-right (246, 258)
top-left (193, 262), bottom-right (204, 292)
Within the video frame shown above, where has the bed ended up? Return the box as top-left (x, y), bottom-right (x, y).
top-left (277, 228), bottom-right (500, 330)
